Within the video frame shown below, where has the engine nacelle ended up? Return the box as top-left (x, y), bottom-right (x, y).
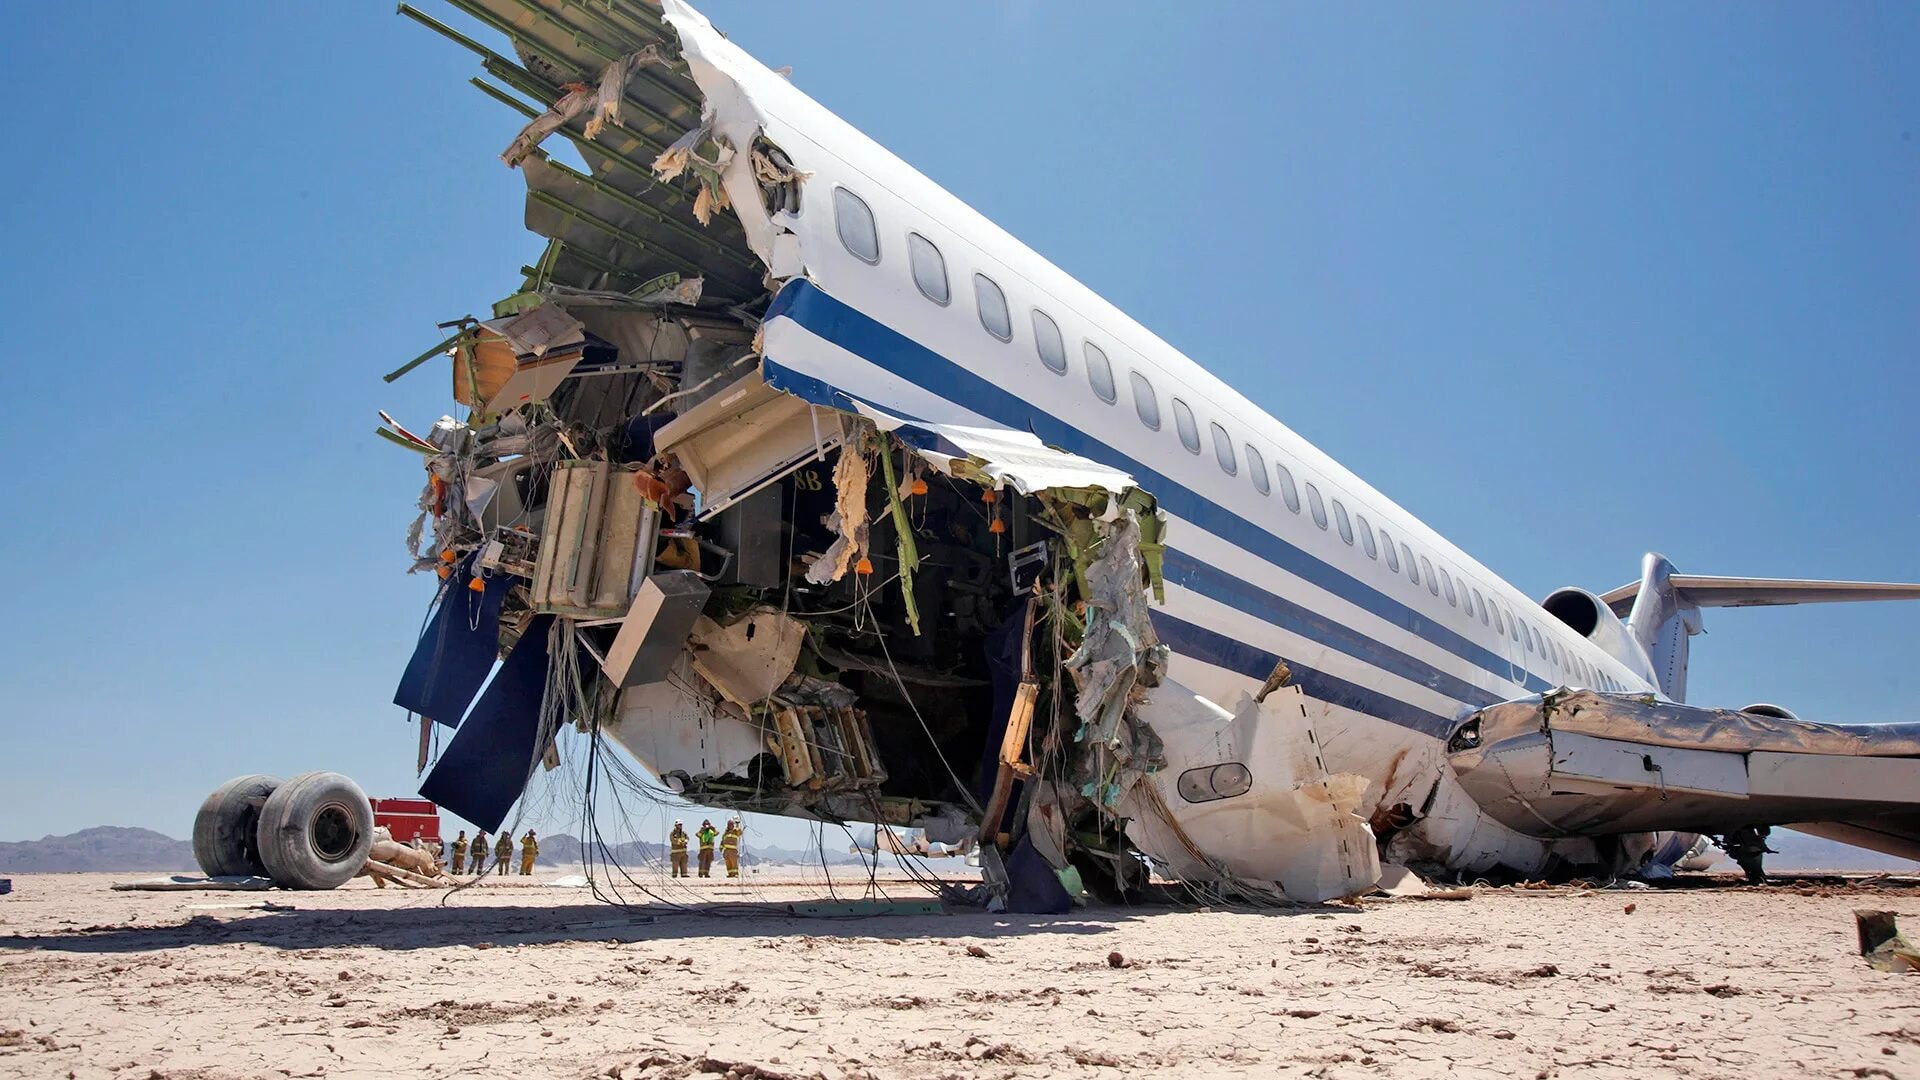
top-left (1542, 587), bottom-right (1654, 680)
top-left (1741, 703), bottom-right (1800, 721)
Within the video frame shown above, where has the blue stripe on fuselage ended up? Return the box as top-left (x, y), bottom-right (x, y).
top-left (1163, 550), bottom-right (1503, 711)
top-left (762, 279), bottom-right (1545, 725)
top-left (1150, 611), bottom-right (1457, 739)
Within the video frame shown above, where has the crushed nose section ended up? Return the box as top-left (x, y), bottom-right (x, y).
top-left (386, 0), bottom-right (1384, 904)
top-left (1113, 680), bottom-right (1383, 904)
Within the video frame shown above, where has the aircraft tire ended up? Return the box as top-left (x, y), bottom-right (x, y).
top-left (191, 774), bottom-right (282, 878)
top-left (255, 771), bottom-right (374, 890)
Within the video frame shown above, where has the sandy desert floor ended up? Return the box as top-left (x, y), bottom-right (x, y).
top-left (1, 868), bottom-right (1917, 1079)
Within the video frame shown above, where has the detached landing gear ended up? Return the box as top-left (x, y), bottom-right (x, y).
top-left (192, 772), bottom-right (376, 890)
top-left (1720, 825), bottom-right (1776, 885)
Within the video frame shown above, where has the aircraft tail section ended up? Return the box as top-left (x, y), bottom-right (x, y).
top-left (1599, 554), bottom-right (1920, 702)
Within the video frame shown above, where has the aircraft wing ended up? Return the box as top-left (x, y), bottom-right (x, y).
top-left (1445, 689), bottom-right (1920, 862)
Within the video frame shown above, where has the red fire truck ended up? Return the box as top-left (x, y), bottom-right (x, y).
top-left (370, 797), bottom-right (442, 848)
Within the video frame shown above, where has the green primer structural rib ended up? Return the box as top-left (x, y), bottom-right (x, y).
top-left (877, 439), bottom-right (922, 637)
top-left (384, 329), bottom-right (468, 384)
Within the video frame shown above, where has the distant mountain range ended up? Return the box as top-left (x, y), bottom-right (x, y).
top-left (0, 827), bottom-right (871, 874)
top-left (1, 825), bottom-right (1907, 875)
top-left (0, 827), bottom-right (197, 872)
top-left (1770, 829), bottom-right (1920, 873)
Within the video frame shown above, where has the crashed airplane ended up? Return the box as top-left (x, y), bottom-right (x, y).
top-left (379, 0), bottom-right (1920, 906)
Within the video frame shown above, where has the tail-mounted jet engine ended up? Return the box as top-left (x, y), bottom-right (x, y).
top-left (1542, 587), bottom-right (1651, 675)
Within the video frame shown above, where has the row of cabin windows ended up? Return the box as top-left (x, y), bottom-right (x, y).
top-left (836, 188), bottom-right (1628, 692)
top-left (839, 187), bottom-right (1134, 412)
top-left (1261, 462), bottom-right (1623, 690)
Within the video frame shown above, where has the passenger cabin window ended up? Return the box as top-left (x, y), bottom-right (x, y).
top-left (1527, 625), bottom-right (1539, 653)
top-left (1356, 515), bottom-right (1378, 559)
top-left (1245, 445), bottom-right (1270, 495)
top-left (833, 187), bottom-right (879, 263)
top-left (1210, 422), bottom-right (1237, 475)
top-left (1492, 603), bottom-right (1506, 635)
top-left (1084, 342), bottom-right (1116, 403)
top-left (1463, 588), bottom-right (1475, 619)
top-left (974, 275), bottom-right (1012, 341)
top-left (1275, 463), bottom-right (1301, 512)
top-left (1331, 499), bottom-right (1354, 544)
top-left (1305, 482), bottom-right (1328, 529)
top-left (1402, 544), bottom-right (1418, 583)
top-left (1173, 399), bottom-right (1201, 454)
top-left (1473, 588), bottom-right (1489, 625)
top-left (1441, 568), bottom-right (1457, 606)
top-left (1032, 310), bottom-right (1067, 373)
top-left (1420, 555), bottom-right (1436, 593)
top-left (1129, 371), bottom-right (1160, 429)
top-left (907, 233), bottom-right (948, 303)
top-left (1380, 529), bottom-right (1401, 571)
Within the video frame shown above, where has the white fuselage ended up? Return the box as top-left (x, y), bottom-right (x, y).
top-left (666, 1), bottom-right (1655, 874)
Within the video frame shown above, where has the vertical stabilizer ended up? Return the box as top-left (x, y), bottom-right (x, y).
top-left (1623, 554), bottom-right (1702, 702)
top-left (1601, 555), bottom-right (1920, 704)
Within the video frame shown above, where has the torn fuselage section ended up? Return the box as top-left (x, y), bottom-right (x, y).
top-left (388, 0), bottom-right (1381, 903)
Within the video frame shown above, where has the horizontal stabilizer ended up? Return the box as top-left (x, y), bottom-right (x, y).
top-left (1601, 574), bottom-right (1920, 617)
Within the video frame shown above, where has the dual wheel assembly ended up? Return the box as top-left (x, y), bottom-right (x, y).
top-left (191, 772), bottom-right (375, 890)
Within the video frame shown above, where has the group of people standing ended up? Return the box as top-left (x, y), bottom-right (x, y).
top-left (434, 817), bottom-right (748, 882)
top-left (668, 818), bottom-right (743, 878)
top-left (446, 829), bottom-right (539, 876)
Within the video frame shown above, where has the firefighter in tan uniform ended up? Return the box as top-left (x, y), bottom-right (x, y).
top-left (519, 831), bottom-right (539, 875)
top-left (494, 832), bottom-right (513, 875)
top-left (669, 821), bottom-right (690, 877)
top-left (450, 830), bottom-right (469, 875)
top-left (471, 832), bottom-right (489, 875)
top-left (721, 819), bottom-right (743, 878)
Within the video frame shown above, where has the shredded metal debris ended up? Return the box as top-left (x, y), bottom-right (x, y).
top-left (382, 0), bottom-right (1385, 908)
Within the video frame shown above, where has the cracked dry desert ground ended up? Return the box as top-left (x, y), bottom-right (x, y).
top-left (2, 872), bottom-right (1917, 1079)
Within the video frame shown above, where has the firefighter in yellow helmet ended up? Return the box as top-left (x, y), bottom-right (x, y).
top-left (669, 821), bottom-right (690, 878)
top-left (519, 830), bottom-right (539, 875)
top-left (471, 831), bottom-right (489, 875)
top-left (696, 820), bottom-right (717, 878)
top-left (721, 819), bottom-right (743, 878)
top-left (450, 830), bottom-right (468, 876)
top-left (494, 831), bottom-right (513, 875)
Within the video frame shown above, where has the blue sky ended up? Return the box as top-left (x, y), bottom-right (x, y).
top-left (2, 3), bottom-right (1915, 847)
